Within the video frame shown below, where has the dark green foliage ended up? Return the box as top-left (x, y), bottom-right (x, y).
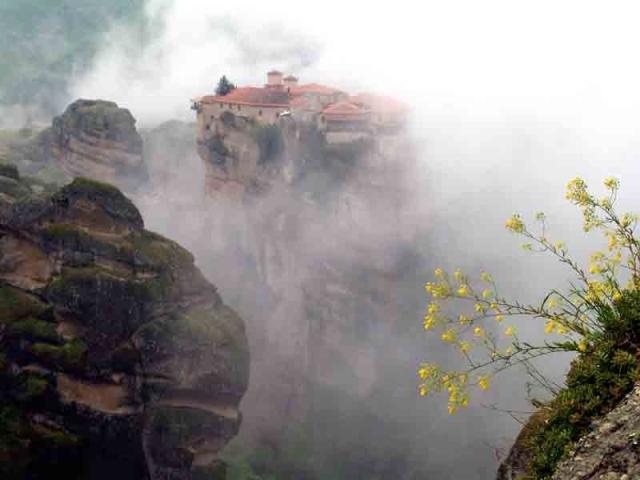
top-left (130, 229), bottom-right (194, 271)
top-left (41, 223), bottom-right (120, 258)
top-left (29, 339), bottom-right (87, 371)
top-left (526, 290), bottom-right (640, 479)
top-left (9, 317), bottom-right (59, 343)
top-left (0, 285), bottom-right (48, 324)
top-left (253, 125), bottom-right (284, 165)
top-left (216, 75), bottom-right (236, 97)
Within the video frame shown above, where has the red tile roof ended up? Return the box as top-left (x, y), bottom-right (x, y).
top-left (200, 87), bottom-right (290, 107)
top-left (290, 96), bottom-right (311, 108)
top-left (322, 101), bottom-right (370, 119)
top-left (290, 83), bottom-right (345, 96)
top-left (350, 93), bottom-right (408, 113)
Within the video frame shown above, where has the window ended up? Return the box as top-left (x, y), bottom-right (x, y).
top-left (238, 105), bottom-right (242, 111)
top-left (258, 110), bottom-right (262, 116)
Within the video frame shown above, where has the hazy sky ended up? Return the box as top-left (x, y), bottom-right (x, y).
top-left (74, 0), bottom-right (640, 128)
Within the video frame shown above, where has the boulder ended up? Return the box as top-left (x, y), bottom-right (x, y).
top-left (50, 99), bottom-right (146, 189)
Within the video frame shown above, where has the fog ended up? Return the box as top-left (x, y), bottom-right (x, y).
top-left (8, 0), bottom-right (640, 478)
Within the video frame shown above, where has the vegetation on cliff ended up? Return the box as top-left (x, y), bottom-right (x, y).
top-left (0, 167), bottom-right (249, 479)
top-left (418, 177), bottom-right (640, 478)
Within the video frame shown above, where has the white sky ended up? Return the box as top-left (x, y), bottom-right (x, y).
top-left (73, 0), bottom-right (640, 129)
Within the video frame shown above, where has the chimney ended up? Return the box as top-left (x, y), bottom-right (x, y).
top-left (266, 70), bottom-right (284, 88)
top-left (283, 75), bottom-right (299, 90)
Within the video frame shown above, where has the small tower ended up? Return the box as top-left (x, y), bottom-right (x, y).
top-left (283, 75), bottom-right (299, 90)
top-left (266, 70), bottom-right (284, 89)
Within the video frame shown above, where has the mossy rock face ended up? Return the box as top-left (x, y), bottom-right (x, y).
top-left (0, 175), bottom-right (249, 480)
top-left (52, 177), bottom-right (144, 229)
top-left (498, 291), bottom-right (640, 479)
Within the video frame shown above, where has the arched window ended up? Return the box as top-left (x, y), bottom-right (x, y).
top-left (258, 110), bottom-right (263, 116)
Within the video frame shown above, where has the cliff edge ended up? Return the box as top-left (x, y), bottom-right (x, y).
top-left (0, 170), bottom-right (249, 479)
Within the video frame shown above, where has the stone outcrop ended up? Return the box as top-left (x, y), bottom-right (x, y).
top-left (551, 385), bottom-right (640, 479)
top-left (196, 112), bottom-right (289, 199)
top-left (0, 171), bottom-right (249, 479)
top-left (50, 99), bottom-right (146, 189)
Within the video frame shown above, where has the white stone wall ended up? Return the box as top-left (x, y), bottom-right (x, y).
top-left (198, 102), bottom-right (288, 137)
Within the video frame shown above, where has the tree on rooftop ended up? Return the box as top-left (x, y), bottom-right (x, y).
top-left (215, 75), bottom-right (236, 96)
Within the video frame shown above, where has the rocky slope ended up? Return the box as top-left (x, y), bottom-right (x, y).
top-left (0, 170), bottom-right (249, 479)
top-left (551, 384), bottom-right (640, 479)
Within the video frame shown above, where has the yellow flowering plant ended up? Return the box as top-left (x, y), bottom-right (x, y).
top-left (419, 177), bottom-right (640, 415)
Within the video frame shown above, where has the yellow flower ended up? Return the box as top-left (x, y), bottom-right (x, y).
top-left (458, 314), bottom-right (470, 325)
top-left (427, 303), bottom-right (439, 314)
top-left (622, 213), bottom-right (634, 228)
top-left (504, 326), bottom-right (515, 337)
top-left (448, 404), bottom-right (457, 415)
top-left (505, 214), bottom-right (525, 233)
top-left (578, 341), bottom-right (587, 353)
top-left (419, 384), bottom-right (429, 396)
top-left (565, 177), bottom-right (590, 205)
top-left (434, 268), bottom-right (444, 278)
top-left (613, 292), bottom-right (622, 302)
top-left (544, 320), bottom-right (555, 334)
top-left (495, 314), bottom-right (504, 322)
top-left (423, 316), bottom-right (434, 330)
top-left (480, 272), bottom-right (492, 282)
top-left (589, 263), bottom-right (602, 274)
top-left (459, 341), bottom-right (471, 353)
top-left (441, 329), bottom-right (457, 343)
top-left (556, 325), bottom-right (568, 335)
top-left (457, 285), bottom-right (469, 297)
top-left (603, 177), bottom-right (619, 190)
top-left (473, 326), bottom-right (484, 337)
top-left (454, 269), bottom-right (463, 281)
top-left (482, 289), bottom-right (492, 299)
top-left (475, 303), bottom-right (485, 313)
top-left (478, 376), bottom-right (490, 391)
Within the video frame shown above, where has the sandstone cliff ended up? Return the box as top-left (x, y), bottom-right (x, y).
top-left (0, 171), bottom-right (249, 479)
top-left (49, 100), bottom-right (146, 189)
